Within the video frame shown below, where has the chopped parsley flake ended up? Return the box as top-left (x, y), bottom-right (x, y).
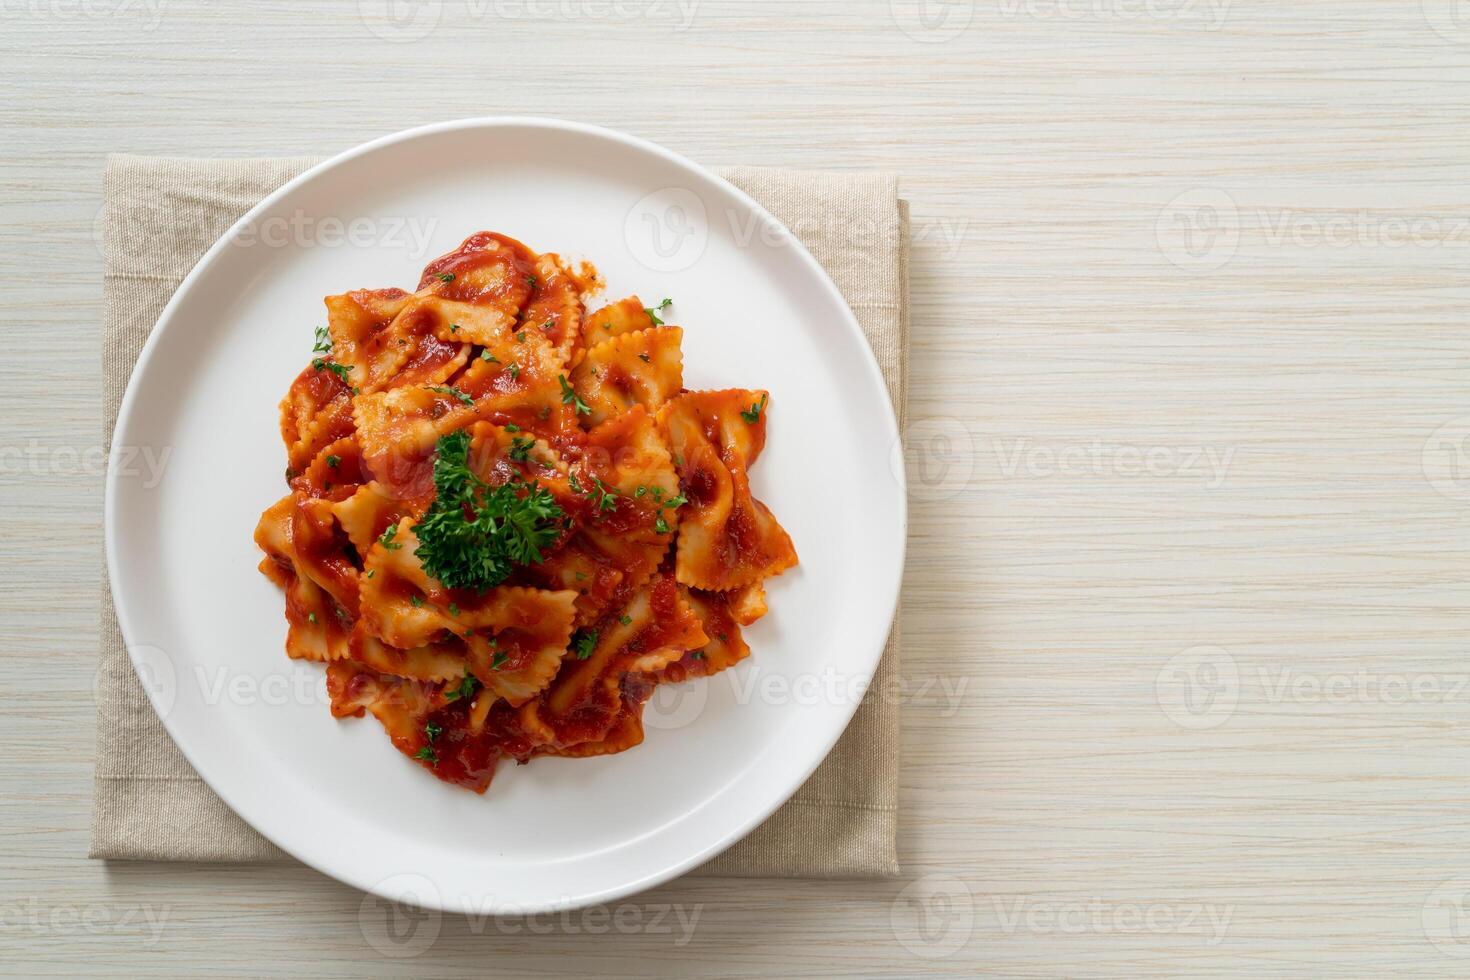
top-left (311, 358), bottom-right (353, 384)
top-left (491, 651), bottom-right (508, 670)
top-left (558, 374), bottom-right (591, 415)
top-left (426, 384), bottom-right (474, 406)
top-left (644, 298), bottom-right (673, 326)
top-left (618, 614), bottom-right (633, 626)
top-left (444, 673), bottom-right (478, 702)
top-left (740, 393), bottom-right (768, 424)
top-left (573, 629), bottom-right (598, 660)
top-left (414, 746), bottom-right (438, 763)
top-left (312, 325), bottom-right (332, 354)
top-left (654, 514), bottom-right (670, 534)
top-left (481, 351), bottom-right (500, 363)
top-left (425, 721), bottom-right (443, 740)
top-left (379, 523), bottom-right (402, 551)
top-left (508, 435), bottom-right (535, 462)
top-left (437, 273), bottom-right (455, 282)
top-left (410, 594), bottom-right (424, 608)
top-left (325, 454), bottom-right (341, 468)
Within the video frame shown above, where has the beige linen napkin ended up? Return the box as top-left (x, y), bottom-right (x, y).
top-left (92, 154), bottom-right (908, 878)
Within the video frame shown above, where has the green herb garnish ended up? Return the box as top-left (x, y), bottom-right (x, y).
top-left (585, 477), bottom-right (618, 513)
top-left (414, 745), bottom-right (438, 763)
top-left (740, 393), bottom-right (768, 424)
top-left (444, 673), bottom-right (478, 702)
top-left (426, 384), bottom-right (474, 407)
top-left (312, 358), bottom-right (353, 384)
top-left (325, 454), bottom-right (341, 468)
top-left (312, 325), bottom-right (332, 354)
top-left (379, 522), bottom-right (402, 551)
top-left (507, 436), bottom-right (535, 462)
top-left (644, 298), bottom-right (672, 326)
top-left (559, 374), bottom-right (591, 415)
top-left (437, 273), bottom-right (455, 283)
top-left (414, 430), bottom-right (565, 590)
top-left (573, 629), bottom-right (598, 660)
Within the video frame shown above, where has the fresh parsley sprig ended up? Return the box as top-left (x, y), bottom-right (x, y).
top-left (645, 298), bottom-right (673, 326)
top-left (414, 431), bottom-right (565, 591)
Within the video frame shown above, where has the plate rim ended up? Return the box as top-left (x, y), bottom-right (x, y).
top-left (104, 116), bottom-right (907, 913)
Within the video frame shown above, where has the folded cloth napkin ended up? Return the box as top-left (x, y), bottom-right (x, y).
top-left (92, 154), bottom-right (909, 877)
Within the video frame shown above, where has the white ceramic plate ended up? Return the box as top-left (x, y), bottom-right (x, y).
top-left (107, 118), bottom-right (905, 915)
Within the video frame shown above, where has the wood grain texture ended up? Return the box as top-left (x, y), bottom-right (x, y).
top-left (4, 0), bottom-right (1470, 975)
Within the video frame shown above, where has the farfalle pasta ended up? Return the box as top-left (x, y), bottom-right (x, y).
top-left (255, 231), bottom-right (797, 792)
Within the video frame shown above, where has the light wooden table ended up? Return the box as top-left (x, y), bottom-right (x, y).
top-left (6, 1), bottom-right (1470, 975)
